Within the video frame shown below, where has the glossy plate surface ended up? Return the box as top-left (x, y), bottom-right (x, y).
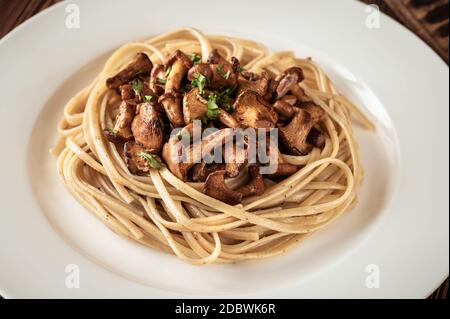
top-left (0, 0), bottom-right (448, 298)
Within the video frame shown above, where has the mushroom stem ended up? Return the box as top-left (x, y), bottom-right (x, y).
top-left (204, 170), bottom-right (242, 205)
top-left (218, 109), bottom-right (239, 128)
top-left (106, 52), bottom-right (153, 89)
top-left (160, 92), bottom-right (184, 127)
top-left (237, 165), bottom-right (265, 197)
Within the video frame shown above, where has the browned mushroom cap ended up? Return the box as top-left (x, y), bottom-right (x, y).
top-left (290, 85), bottom-right (312, 103)
top-left (280, 94), bottom-right (297, 105)
top-left (300, 102), bottom-right (325, 122)
top-left (237, 165), bottom-right (265, 197)
top-left (106, 53), bottom-right (153, 89)
top-left (163, 128), bottom-right (236, 181)
top-left (208, 62), bottom-right (237, 90)
top-left (203, 170), bottom-right (242, 205)
top-left (162, 136), bottom-right (195, 181)
top-left (237, 71), bottom-right (271, 96)
top-left (182, 88), bottom-right (208, 124)
top-left (135, 81), bottom-right (157, 104)
top-left (258, 138), bottom-right (299, 178)
top-left (206, 49), bottom-right (228, 65)
top-left (273, 100), bottom-right (295, 121)
top-left (149, 64), bottom-right (165, 97)
top-left (159, 91), bottom-right (184, 127)
top-left (274, 67), bottom-right (304, 99)
top-left (187, 50), bottom-right (237, 90)
top-left (187, 63), bottom-right (214, 84)
top-left (124, 141), bottom-right (161, 175)
top-left (233, 90), bottom-right (278, 129)
top-left (103, 100), bottom-right (136, 143)
top-left (157, 51), bottom-right (193, 127)
top-left (279, 108), bottom-right (315, 155)
top-left (218, 109), bottom-right (240, 128)
top-left (119, 84), bottom-right (135, 100)
top-left (201, 128), bottom-right (237, 157)
top-left (231, 56), bottom-right (241, 73)
top-left (131, 102), bottom-right (164, 153)
top-left (190, 162), bottom-right (225, 182)
top-left (307, 127), bottom-right (326, 148)
top-left (223, 142), bottom-right (247, 178)
top-left (165, 50), bottom-right (193, 92)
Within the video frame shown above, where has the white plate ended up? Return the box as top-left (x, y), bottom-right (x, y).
top-left (0, 0), bottom-right (448, 298)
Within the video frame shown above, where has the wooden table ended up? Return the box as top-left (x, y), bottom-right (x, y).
top-left (0, 0), bottom-right (448, 299)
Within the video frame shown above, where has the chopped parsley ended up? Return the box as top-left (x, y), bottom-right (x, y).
top-left (224, 70), bottom-right (231, 80)
top-left (191, 72), bottom-right (207, 95)
top-left (164, 65), bottom-right (172, 78)
top-left (157, 78), bottom-right (167, 85)
top-left (217, 86), bottom-right (236, 113)
top-left (201, 93), bottom-right (221, 124)
top-left (143, 95), bottom-right (152, 102)
top-left (217, 64), bottom-right (223, 76)
top-left (105, 128), bottom-right (117, 134)
top-left (189, 53), bottom-right (202, 65)
top-left (131, 78), bottom-right (143, 96)
top-left (138, 152), bottom-right (161, 169)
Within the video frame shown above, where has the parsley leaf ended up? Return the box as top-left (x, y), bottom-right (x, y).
top-left (217, 86), bottom-right (236, 113)
top-left (138, 152), bottom-right (161, 169)
top-left (189, 53), bottom-right (202, 65)
top-left (204, 93), bottom-right (221, 121)
top-left (131, 78), bottom-right (143, 96)
top-left (191, 72), bottom-right (207, 95)
top-left (105, 128), bottom-right (117, 134)
top-left (217, 64), bottom-right (223, 76)
top-left (157, 78), bottom-right (167, 85)
top-left (143, 95), bottom-right (152, 102)
top-left (164, 65), bottom-right (172, 78)
top-left (224, 70), bottom-right (231, 80)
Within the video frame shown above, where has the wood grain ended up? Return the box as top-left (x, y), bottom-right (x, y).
top-left (0, 0), bottom-right (447, 299)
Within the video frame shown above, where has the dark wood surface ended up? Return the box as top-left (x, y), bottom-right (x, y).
top-left (0, 0), bottom-right (448, 299)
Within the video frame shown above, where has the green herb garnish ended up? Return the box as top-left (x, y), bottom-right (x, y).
top-left (191, 72), bottom-right (207, 95)
top-left (217, 64), bottom-right (223, 76)
top-left (143, 95), bottom-right (152, 102)
top-left (189, 53), bottom-right (202, 65)
top-left (217, 86), bottom-right (236, 113)
top-left (202, 93), bottom-right (220, 123)
top-left (224, 70), bottom-right (231, 80)
top-left (105, 128), bottom-right (117, 134)
top-left (157, 78), bottom-right (167, 85)
top-left (131, 78), bottom-right (143, 96)
top-left (138, 152), bottom-right (161, 169)
top-left (164, 65), bottom-right (172, 78)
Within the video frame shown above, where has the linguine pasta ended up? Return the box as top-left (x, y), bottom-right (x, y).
top-left (52, 28), bottom-right (373, 265)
